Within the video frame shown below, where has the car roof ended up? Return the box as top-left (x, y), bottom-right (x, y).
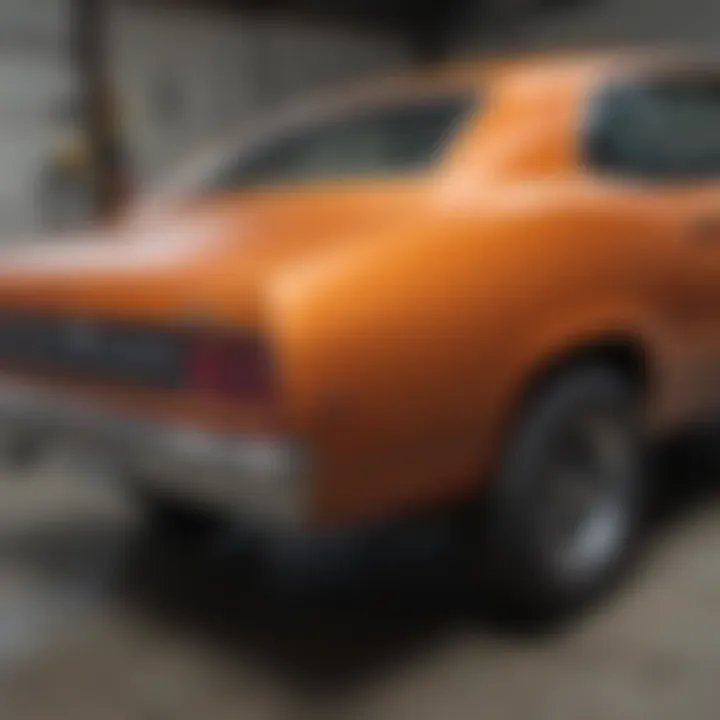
top-left (349, 46), bottom-right (720, 99)
top-left (152, 47), bottom-right (719, 198)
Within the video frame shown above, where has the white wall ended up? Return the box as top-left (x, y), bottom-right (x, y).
top-left (0, 0), bottom-right (72, 235)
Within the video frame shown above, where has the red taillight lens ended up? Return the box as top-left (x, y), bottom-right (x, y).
top-left (188, 334), bottom-right (275, 400)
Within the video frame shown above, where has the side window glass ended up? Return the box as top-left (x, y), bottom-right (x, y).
top-left (586, 74), bottom-right (720, 181)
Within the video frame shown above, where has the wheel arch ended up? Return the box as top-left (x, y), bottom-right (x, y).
top-left (515, 335), bottom-right (651, 408)
top-left (482, 332), bottom-right (655, 489)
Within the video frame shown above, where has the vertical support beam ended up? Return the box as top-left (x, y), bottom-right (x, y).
top-left (407, 0), bottom-right (469, 65)
top-left (70, 0), bottom-right (124, 219)
top-left (408, 3), bottom-right (450, 65)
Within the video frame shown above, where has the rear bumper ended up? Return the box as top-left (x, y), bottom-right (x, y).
top-left (0, 379), bottom-right (310, 528)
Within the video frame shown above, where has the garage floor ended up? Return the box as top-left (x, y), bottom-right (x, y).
top-left (0, 440), bottom-right (718, 720)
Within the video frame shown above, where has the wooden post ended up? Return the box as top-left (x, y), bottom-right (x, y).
top-left (70, 0), bottom-right (124, 219)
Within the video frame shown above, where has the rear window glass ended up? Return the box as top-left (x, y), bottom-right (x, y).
top-left (204, 93), bottom-right (476, 191)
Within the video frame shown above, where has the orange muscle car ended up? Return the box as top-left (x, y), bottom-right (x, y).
top-left (0, 50), bottom-right (719, 621)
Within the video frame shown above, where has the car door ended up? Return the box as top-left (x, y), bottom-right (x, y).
top-left (665, 183), bottom-right (720, 412)
top-left (588, 67), bottom-right (720, 416)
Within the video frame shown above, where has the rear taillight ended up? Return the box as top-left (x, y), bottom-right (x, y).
top-left (188, 334), bottom-right (275, 401)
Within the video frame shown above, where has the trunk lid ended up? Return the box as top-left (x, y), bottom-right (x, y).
top-left (0, 182), bottom-right (430, 325)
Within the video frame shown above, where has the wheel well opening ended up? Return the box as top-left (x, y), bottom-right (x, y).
top-left (526, 338), bottom-right (650, 405)
top-left (477, 337), bottom-right (651, 499)
top-left (487, 338), bottom-right (651, 486)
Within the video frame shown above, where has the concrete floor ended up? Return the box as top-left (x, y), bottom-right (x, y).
top-left (0, 441), bottom-right (718, 720)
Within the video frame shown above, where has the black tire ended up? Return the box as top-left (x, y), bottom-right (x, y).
top-left (134, 487), bottom-right (225, 544)
top-left (480, 363), bottom-right (645, 628)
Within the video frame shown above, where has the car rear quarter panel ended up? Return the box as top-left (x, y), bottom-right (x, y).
top-left (264, 186), bottom-right (672, 527)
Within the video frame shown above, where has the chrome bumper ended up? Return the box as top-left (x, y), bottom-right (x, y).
top-left (0, 380), bottom-right (310, 527)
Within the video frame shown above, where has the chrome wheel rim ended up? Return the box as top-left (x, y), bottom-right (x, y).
top-left (542, 411), bottom-right (634, 581)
